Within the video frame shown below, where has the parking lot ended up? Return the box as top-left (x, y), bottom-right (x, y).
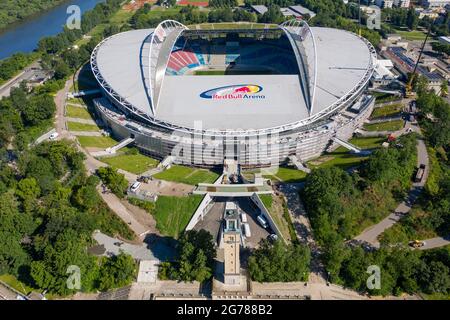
top-left (194, 197), bottom-right (271, 249)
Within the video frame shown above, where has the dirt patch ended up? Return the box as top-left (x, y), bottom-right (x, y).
top-left (309, 155), bottom-right (334, 166)
top-left (123, 0), bottom-right (157, 11)
top-left (121, 199), bottom-right (160, 236)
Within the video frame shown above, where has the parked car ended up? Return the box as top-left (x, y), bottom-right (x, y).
top-left (49, 132), bottom-right (59, 140)
top-left (257, 215), bottom-right (268, 229)
top-left (130, 181), bottom-right (141, 192)
top-left (268, 234), bottom-right (278, 242)
top-left (409, 240), bottom-right (426, 248)
top-left (242, 223), bottom-right (251, 238)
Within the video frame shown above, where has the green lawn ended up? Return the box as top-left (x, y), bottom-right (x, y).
top-left (373, 92), bottom-right (401, 104)
top-left (263, 167), bottom-right (308, 183)
top-left (195, 70), bottom-right (226, 75)
top-left (66, 105), bottom-right (93, 120)
top-left (370, 103), bottom-right (403, 119)
top-left (129, 195), bottom-right (203, 239)
top-left (364, 120), bottom-right (404, 132)
top-left (349, 137), bottom-right (386, 149)
top-left (77, 136), bottom-right (118, 149)
top-left (153, 165), bottom-right (220, 185)
top-left (259, 194), bottom-right (273, 209)
top-left (101, 153), bottom-right (159, 174)
top-left (67, 97), bottom-right (85, 105)
top-left (67, 121), bottom-right (99, 132)
top-left (395, 29), bottom-right (427, 41)
top-left (195, 23), bottom-right (274, 30)
top-left (308, 147), bottom-right (368, 170)
top-left (0, 274), bottom-right (35, 295)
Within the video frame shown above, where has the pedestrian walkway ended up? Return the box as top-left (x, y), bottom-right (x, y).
top-left (354, 138), bottom-right (429, 246)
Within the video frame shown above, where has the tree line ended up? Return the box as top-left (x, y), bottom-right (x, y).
top-left (0, 0), bottom-right (124, 90)
top-left (0, 0), bottom-right (66, 31)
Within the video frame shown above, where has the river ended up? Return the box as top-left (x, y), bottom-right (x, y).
top-left (0, 0), bottom-right (105, 60)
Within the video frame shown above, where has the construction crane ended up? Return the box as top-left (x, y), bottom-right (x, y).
top-left (405, 25), bottom-right (433, 98)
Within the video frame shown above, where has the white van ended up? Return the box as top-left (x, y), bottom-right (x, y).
top-left (242, 223), bottom-right (251, 238)
top-left (130, 181), bottom-right (141, 192)
top-left (257, 215), bottom-right (268, 229)
top-left (241, 213), bottom-right (248, 223)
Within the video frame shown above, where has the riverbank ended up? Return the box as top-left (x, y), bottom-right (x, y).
top-left (0, 0), bottom-right (105, 60)
top-left (0, 0), bottom-right (68, 31)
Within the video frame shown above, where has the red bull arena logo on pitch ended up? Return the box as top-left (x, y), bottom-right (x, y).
top-left (200, 84), bottom-right (265, 100)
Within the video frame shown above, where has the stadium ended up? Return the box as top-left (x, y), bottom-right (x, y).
top-left (90, 20), bottom-right (377, 168)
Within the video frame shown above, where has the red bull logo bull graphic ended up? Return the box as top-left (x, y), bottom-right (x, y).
top-left (200, 84), bottom-right (265, 100)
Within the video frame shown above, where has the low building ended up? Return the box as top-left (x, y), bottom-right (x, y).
top-left (394, 0), bottom-right (410, 8)
top-left (280, 7), bottom-right (301, 18)
top-left (376, 0), bottom-right (394, 8)
top-left (360, 5), bottom-right (378, 14)
top-left (288, 5), bottom-right (316, 18)
top-left (372, 59), bottom-right (398, 87)
top-left (422, 0), bottom-right (450, 8)
top-left (250, 5), bottom-right (268, 15)
top-left (416, 8), bottom-right (440, 19)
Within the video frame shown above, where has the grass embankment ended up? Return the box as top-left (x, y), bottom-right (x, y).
top-left (259, 194), bottom-right (296, 243)
top-left (65, 105), bottom-right (93, 120)
top-left (364, 120), bottom-right (405, 132)
top-left (77, 136), bottom-right (118, 149)
top-left (370, 103), bottom-right (403, 119)
top-left (262, 167), bottom-right (307, 183)
top-left (129, 195), bottom-right (203, 239)
top-left (102, 152), bottom-right (159, 175)
top-left (153, 165), bottom-right (220, 185)
top-left (67, 122), bottom-right (99, 132)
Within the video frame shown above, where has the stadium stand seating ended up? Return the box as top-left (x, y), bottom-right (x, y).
top-left (165, 35), bottom-right (299, 75)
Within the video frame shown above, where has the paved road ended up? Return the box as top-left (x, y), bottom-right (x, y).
top-left (418, 235), bottom-right (450, 250)
top-left (0, 61), bottom-right (41, 98)
top-left (354, 137), bottom-right (429, 247)
top-left (92, 231), bottom-right (155, 261)
top-left (0, 283), bottom-right (19, 300)
top-left (96, 185), bottom-right (151, 239)
top-left (277, 183), bottom-right (327, 284)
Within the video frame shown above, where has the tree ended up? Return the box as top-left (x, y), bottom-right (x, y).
top-left (98, 252), bottom-right (136, 291)
top-left (406, 8), bottom-right (418, 30)
top-left (419, 261), bottom-right (450, 294)
top-left (258, 6), bottom-right (284, 24)
top-left (16, 177), bottom-right (40, 213)
top-left (54, 60), bottom-right (71, 80)
top-left (97, 166), bottom-right (128, 198)
top-left (440, 80), bottom-right (448, 97)
top-left (166, 230), bottom-right (216, 282)
top-left (30, 229), bottom-right (98, 295)
top-left (248, 240), bottom-right (310, 282)
top-left (22, 94), bottom-right (56, 126)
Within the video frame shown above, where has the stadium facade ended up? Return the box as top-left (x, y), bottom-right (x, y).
top-left (90, 20), bottom-right (377, 168)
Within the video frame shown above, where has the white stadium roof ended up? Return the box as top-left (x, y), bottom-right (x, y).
top-left (92, 21), bottom-right (376, 133)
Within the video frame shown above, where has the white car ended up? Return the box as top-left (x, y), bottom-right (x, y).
top-left (49, 132), bottom-right (59, 140)
top-left (130, 181), bottom-right (141, 192)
